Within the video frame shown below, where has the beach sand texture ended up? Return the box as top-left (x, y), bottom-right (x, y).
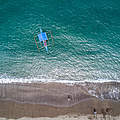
top-left (0, 82), bottom-right (120, 119)
top-left (0, 115), bottom-right (120, 120)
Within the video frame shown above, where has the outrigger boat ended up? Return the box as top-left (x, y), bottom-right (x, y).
top-left (34, 28), bottom-right (54, 52)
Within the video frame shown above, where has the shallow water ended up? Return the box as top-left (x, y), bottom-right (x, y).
top-left (0, 0), bottom-right (120, 83)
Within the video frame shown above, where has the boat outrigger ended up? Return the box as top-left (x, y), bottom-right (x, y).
top-left (34, 28), bottom-right (54, 52)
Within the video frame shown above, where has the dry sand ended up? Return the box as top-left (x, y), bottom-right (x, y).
top-left (0, 115), bottom-right (120, 120)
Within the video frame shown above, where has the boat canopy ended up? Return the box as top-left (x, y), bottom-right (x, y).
top-left (38, 32), bottom-right (48, 42)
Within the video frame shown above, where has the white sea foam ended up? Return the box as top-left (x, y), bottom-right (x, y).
top-left (0, 77), bottom-right (119, 84)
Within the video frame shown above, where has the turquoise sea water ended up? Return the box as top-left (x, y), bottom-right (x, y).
top-left (0, 0), bottom-right (120, 83)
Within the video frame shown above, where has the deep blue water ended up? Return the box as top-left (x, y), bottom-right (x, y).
top-left (0, 0), bottom-right (120, 83)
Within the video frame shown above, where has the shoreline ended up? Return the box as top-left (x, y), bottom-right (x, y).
top-left (0, 78), bottom-right (120, 84)
top-left (0, 82), bottom-right (120, 119)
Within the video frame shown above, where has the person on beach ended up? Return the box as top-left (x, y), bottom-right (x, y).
top-left (106, 108), bottom-right (112, 120)
top-left (67, 95), bottom-right (72, 102)
top-left (93, 108), bottom-right (97, 119)
top-left (101, 108), bottom-right (106, 120)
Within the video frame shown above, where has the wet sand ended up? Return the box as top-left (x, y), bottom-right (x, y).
top-left (0, 82), bottom-right (120, 119)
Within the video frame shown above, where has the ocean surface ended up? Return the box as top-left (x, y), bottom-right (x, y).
top-left (0, 0), bottom-right (120, 83)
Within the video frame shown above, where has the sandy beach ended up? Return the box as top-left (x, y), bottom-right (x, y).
top-left (0, 82), bottom-right (120, 119)
top-left (0, 115), bottom-right (120, 120)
